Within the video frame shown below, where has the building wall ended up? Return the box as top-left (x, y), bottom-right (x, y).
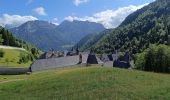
top-left (0, 67), bottom-right (30, 75)
top-left (31, 54), bottom-right (89, 71)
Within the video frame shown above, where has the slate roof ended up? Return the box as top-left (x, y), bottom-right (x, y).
top-left (103, 61), bottom-right (113, 67)
top-left (31, 54), bottom-right (103, 71)
top-left (100, 54), bottom-right (118, 67)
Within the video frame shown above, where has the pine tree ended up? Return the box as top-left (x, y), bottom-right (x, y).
top-left (2, 28), bottom-right (9, 45)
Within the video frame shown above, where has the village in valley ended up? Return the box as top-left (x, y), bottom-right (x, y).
top-left (30, 48), bottom-right (131, 72)
top-left (0, 0), bottom-right (170, 99)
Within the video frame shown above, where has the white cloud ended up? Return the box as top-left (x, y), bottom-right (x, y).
top-left (65, 3), bottom-right (148, 28)
top-left (33, 7), bottom-right (47, 16)
top-left (51, 18), bottom-right (59, 26)
top-left (65, 16), bottom-right (76, 22)
top-left (0, 14), bottom-right (38, 28)
top-left (73, 0), bottom-right (89, 6)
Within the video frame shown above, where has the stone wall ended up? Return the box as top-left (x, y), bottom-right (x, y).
top-left (31, 54), bottom-right (89, 71)
top-left (0, 67), bottom-right (30, 75)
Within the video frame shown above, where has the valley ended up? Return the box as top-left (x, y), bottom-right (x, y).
top-left (0, 0), bottom-right (170, 99)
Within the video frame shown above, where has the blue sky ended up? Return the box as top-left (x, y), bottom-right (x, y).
top-left (0, 0), bottom-right (155, 28)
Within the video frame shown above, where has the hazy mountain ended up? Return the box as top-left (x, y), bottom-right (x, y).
top-left (80, 0), bottom-right (170, 54)
top-left (10, 20), bottom-right (66, 51)
top-left (56, 20), bottom-right (106, 44)
top-left (10, 20), bottom-right (105, 51)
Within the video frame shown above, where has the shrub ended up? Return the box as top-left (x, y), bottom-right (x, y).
top-left (135, 44), bottom-right (170, 73)
top-left (0, 49), bottom-right (5, 57)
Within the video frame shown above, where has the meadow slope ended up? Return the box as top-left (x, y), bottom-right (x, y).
top-left (0, 48), bottom-right (32, 67)
top-left (0, 67), bottom-right (170, 100)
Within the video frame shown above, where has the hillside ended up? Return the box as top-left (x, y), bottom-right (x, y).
top-left (75, 29), bottom-right (113, 51)
top-left (0, 67), bottom-right (170, 100)
top-left (10, 20), bottom-right (105, 51)
top-left (0, 45), bottom-right (25, 51)
top-left (81, 0), bottom-right (170, 54)
top-left (0, 27), bottom-right (41, 66)
top-left (0, 48), bottom-right (32, 67)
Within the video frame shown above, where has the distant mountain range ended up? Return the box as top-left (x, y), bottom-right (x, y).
top-left (77, 0), bottom-right (170, 54)
top-left (10, 20), bottom-right (105, 51)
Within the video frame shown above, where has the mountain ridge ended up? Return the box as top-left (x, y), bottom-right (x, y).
top-left (10, 20), bottom-right (105, 51)
top-left (77, 0), bottom-right (170, 54)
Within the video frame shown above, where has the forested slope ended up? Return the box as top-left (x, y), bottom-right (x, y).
top-left (81, 0), bottom-right (170, 54)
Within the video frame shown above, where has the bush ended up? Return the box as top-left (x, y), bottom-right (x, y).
top-left (135, 44), bottom-right (170, 73)
top-left (19, 53), bottom-right (28, 64)
top-left (0, 49), bottom-right (5, 57)
top-left (18, 52), bottom-right (35, 64)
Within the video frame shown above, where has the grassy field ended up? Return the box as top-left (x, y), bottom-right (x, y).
top-left (0, 67), bottom-right (170, 100)
top-left (0, 49), bottom-right (32, 67)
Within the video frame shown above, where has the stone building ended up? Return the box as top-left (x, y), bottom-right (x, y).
top-left (113, 52), bottom-right (131, 69)
top-left (30, 52), bottom-right (103, 71)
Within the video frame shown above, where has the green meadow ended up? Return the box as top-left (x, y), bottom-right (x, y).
top-left (0, 67), bottom-right (170, 100)
top-left (0, 49), bottom-right (31, 67)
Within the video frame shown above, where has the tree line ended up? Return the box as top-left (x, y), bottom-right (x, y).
top-left (135, 44), bottom-right (170, 73)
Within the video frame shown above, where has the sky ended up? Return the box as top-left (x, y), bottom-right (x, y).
top-left (0, 0), bottom-right (155, 28)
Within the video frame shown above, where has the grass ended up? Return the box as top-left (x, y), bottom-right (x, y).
top-left (0, 66), bottom-right (170, 100)
top-left (0, 49), bottom-right (32, 67)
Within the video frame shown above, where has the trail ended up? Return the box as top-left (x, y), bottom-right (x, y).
top-left (0, 45), bottom-right (26, 51)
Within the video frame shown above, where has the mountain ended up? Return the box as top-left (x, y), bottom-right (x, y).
top-left (10, 20), bottom-right (67, 51)
top-left (82, 0), bottom-right (170, 54)
top-left (56, 20), bottom-right (106, 44)
top-left (10, 20), bottom-right (105, 51)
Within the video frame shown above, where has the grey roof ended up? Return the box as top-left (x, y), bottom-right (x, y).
top-left (96, 56), bottom-right (104, 65)
top-left (31, 54), bottom-right (103, 71)
top-left (103, 61), bottom-right (113, 67)
top-left (101, 54), bottom-right (118, 62)
top-left (101, 55), bottom-right (110, 62)
top-left (39, 51), bottom-right (59, 59)
top-left (100, 54), bottom-right (119, 67)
